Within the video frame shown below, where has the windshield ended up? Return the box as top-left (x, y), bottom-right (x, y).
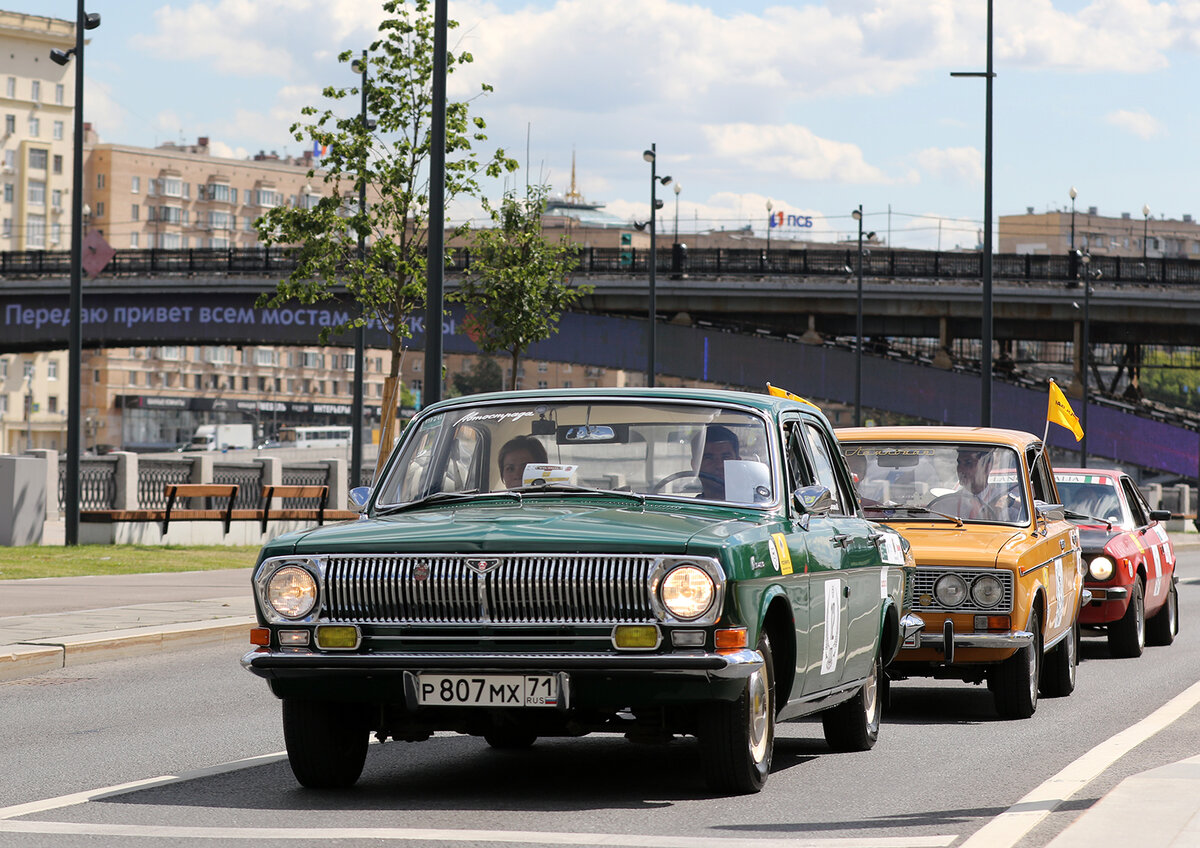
top-left (374, 400), bottom-right (775, 508)
top-left (840, 441), bottom-right (1029, 525)
top-left (1055, 475), bottom-right (1127, 528)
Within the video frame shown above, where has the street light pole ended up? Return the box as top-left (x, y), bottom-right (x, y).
top-left (1069, 186), bottom-right (1077, 250)
top-left (852, 206), bottom-right (864, 427)
top-left (423, 0), bottom-right (448, 406)
top-left (1142, 203), bottom-right (1150, 260)
top-left (1079, 252), bottom-right (1095, 464)
top-left (951, 0), bottom-right (995, 426)
top-left (673, 182), bottom-right (681, 243)
top-left (766, 199), bottom-right (773, 253)
top-left (350, 48), bottom-right (369, 489)
top-left (49, 1), bottom-right (99, 545)
top-left (641, 146), bottom-right (670, 388)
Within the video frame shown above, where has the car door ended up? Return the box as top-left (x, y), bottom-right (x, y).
top-left (1029, 448), bottom-right (1082, 640)
top-left (1121, 476), bottom-right (1169, 607)
top-left (777, 415), bottom-right (815, 701)
top-left (796, 417), bottom-right (883, 691)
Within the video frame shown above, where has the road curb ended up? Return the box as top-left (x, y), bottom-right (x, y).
top-left (0, 616), bottom-right (255, 683)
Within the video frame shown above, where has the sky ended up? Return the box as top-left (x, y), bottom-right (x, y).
top-left (34, 0), bottom-right (1200, 249)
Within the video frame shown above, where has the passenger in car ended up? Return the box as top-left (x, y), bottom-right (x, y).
top-left (498, 435), bottom-right (549, 489)
top-left (695, 424), bottom-right (740, 500)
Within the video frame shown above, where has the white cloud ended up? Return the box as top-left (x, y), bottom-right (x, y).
top-left (82, 78), bottom-right (127, 141)
top-left (208, 139), bottom-right (251, 160)
top-left (913, 146), bottom-right (983, 183)
top-left (1104, 108), bottom-right (1165, 139)
top-left (703, 123), bottom-right (890, 184)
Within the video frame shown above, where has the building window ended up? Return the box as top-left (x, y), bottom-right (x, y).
top-left (48, 360), bottom-right (58, 380)
top-left (129, 371), bottom-right (139, 386)
top-left (53, 121), bottom-right (63, 140)
top-left (131, 176), bottom-right (140, 194)
top-left (563, 380), bottom-right (572, 388)
top-left (5, 77), bottom-right (14, 98)
top-left (26, 214), bottom-right (45, 247)
top-left (28, 149), bottom-right (47, 170)
top-left (147, 179), bottom-right (156, 196)
top-left (97, 173), bottom-right (107, 190)
top-left (159, 233), bottom-right (181, 249)
top-left (47, 395), bottom-right (58, 414)
top-left (130, 233), bottom-right (138, 248)
top-left (537, 380), bottom-right (548, 389)
top-left (93, 369), bottom-right (100, 382)
top-left (51, 189), bottom-right (61, 208)
top-left (4, 114), bottom-right (13, 134)
top-left (537, 362), bottom-right (548, 373)
top-left (160, 346), bottom-right (181, 360)
top-left (30, 80), bottom-right (39, 102)
top-left (209, 210), bottom-right (231, 229)
top-left (52, 154), bottom-right (62, 175)
top-left (50, 221), bottom-right (61, 245)
top-left (203, 346), bottom-right (232, 364)
top-left (27, 117), bottom-right (39, 137)
top-left (28, 181), bottom-right (45, 207)
top-left (161, 177), bottom-right (180, 196)
top-left (301, 352), bottom-right (323, 369)
top-left (194, 374), bottom-right (202, 390)
top-left (131, 203), bottom-right (138, 221)
top-left (95, 201), bottom-right (104, 218)
top-left (3, 150), bottom-right (13, 169)
top-left (2, 218), bottom-right (10, 238)
top-left (255, 348), bottom-right (276, 366)
top-left (55, 83), bottom-right (64, 105)
top-left (3, 184), bottom-right (11, 203)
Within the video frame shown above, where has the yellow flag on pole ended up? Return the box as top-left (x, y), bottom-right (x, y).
top-left (1047, 380), bottom-right (1084, 441)
top-left (766, 383), bottom-right (821, 410)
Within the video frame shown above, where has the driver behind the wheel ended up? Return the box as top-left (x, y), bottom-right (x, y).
top-left (935, 446), bottom-right (1003, 520)
top-left (694, 424), bottom-right (740, 501)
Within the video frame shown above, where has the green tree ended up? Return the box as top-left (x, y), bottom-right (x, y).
top-left (1140, 349), bottom-right (1200, 410)
top-left (452, 355), bottom-right (503, 396)
top-left (452, 185), bottom-right (588, 390)
top-left (255, 0), bottom-right (517, 466)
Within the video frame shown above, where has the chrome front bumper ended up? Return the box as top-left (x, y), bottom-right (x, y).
top-left (241, 647), bottom-right (765, 681)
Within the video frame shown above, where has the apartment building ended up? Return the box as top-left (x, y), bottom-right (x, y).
top-left (84, 134), bottom-right (334, 249)
top-left (0, 10), bottom-right (76, 252)
top-left (998, 206), bottom-right (1200, 259)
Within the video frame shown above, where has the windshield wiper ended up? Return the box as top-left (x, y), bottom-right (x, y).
top-left (508, 482), bottom-right (646, 505)
top-left (862, 503), bottom-right (964, 527)
top-left (1063, 508), bottom-right (1113, 530)
top-left (375, 489), bottom-right (517, 515)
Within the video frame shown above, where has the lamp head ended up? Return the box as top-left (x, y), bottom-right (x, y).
top-left (642, 149), bottom-right (655, 163)
top-left (49, 47), bottom-right (73, 66)
top-left (1069, 186), bottom-right (1077, 200)
top-left (674, 183), bottom-right (681, 195)
top-left (766, 199), bottom-right (773, 212)
top-left (851, 209), bottom-right (862, 222)
top-left (1143, 203), bottom-right (1150, 217)
top-left (84, 12), bottom-right (100, 29)
top-left (659, 175), bottom-right (672, 186)
top-left (867, 231), bottom-right (876, 240)
top-left (633, 221), bottom-right (648, 231)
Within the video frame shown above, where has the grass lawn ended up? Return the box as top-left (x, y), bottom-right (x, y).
top-left (0, 546), bottom-right (260, 580)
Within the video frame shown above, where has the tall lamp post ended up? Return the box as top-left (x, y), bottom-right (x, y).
top-left (1078, 251), bottom-right (1099, 464)
top-left (1069, 186), bottom-right (1077, 250)
top-left (766, 199), bottom-right (773, 252)
top-left (673, 182), bottom-right (681, 242)
top-left (641, 145), bottom-right (671, 387)
top-left (423, 0), bottom-right (448, 407)
top-left (350, 49), bottom-right (374, 489)
top-left (1142, 203), bottom-right (1150, 260)
top-left (951, 0), bottom-right (995, 426)
top-left (49, 1), bottom-right (100, 546)
top-left (852, 206), bottom-right (865, 426)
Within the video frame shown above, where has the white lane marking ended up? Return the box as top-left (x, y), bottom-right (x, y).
top-left (0, 821), bottom-right (956, 847)
top-left (0, 752), bottom-right (287, 820)
top-left (959, 677), bottom-right (1200, 848)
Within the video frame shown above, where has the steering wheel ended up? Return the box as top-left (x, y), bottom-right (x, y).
top-left (650, 470), bottom-right (701, 492)
top-left (928, 493), bottom-right (997, 520)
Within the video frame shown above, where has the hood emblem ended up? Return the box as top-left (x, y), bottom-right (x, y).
top-left (465, 557), bottom-right (503, 575)
top-left (413, 563), bottom-right (430, 582)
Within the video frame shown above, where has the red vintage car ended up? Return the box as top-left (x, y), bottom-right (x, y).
top-left (1054, 468), bottom-right (1179, 657)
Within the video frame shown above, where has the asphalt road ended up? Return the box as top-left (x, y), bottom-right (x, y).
top-left (1, 551), bottom-right (1197, 848)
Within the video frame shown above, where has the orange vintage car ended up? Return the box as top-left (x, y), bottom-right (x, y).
top-left (836, 427), bottom-right (1084, 719)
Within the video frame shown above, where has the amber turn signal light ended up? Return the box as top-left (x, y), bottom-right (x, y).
top-left (715, 627), bottom-right (747, 652)
top-left (250, 627), bottom-right (270, 646)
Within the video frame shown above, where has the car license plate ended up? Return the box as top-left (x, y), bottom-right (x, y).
top-left (416, 673), bottom-right (561, 707)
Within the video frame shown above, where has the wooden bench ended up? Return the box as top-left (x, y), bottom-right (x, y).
top-left (163, 483), bottom-right (241, 534)
top-left (259, 484), bottom-right (329, 533)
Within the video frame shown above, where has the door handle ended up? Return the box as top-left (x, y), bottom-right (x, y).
top-left (832, 534), bottom-right (852, 548)
top-left (843, 584), bottom-right (851, 598)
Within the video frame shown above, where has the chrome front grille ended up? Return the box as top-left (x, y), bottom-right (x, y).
top-left (911, 567), bottom-right (1015, 613)
top-left (321, 554), bottom-right (657, 625)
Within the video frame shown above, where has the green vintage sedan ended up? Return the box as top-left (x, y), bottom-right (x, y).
top-left (242, 388), bottom-right (919, 794)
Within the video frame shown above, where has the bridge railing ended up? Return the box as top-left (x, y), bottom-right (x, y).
top-left (4, 246), bottom-right (1200, 285)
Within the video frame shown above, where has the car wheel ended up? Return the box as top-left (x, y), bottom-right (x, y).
top-left (484, 728), bottom-right (537, 749)
top-left (992, 607), bottom-right (1041, 719)
top-left (821, 651), bottom-right (883, 752)
top-left (699, 633), bottom-right (774, 795)
top-left (1040, 618), bottom-right (1078, 698)
top-left (1109, 578), bottom-right (1145, 658)
top-left (282, 698), bottom-right (370, 789)
top-left (1146, 579), bottom-right (1179, 647)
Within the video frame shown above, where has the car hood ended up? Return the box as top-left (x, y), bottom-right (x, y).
top-left (1076, 525), bottom-right (1122, 554)
top-left (281, 500), bottom-right (764, 556)
top-left (877, 522), bottom-right (1024, 569)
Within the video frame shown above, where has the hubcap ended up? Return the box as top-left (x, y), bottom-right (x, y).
top-left (747, 668), bottom-right (770, 764)
top-left (1026, 639), bottom-right (1038, 703)
top-left (1136, 592), bottom-right (1145, 647)
top-left (1067, 627), bottom-right (1077, 684)
top-left (1170, 589), bottom-right (1179, 636)
top-left (863, 661), bottom-right (880, 726)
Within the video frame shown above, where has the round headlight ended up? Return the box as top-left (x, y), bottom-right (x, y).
top-left (1089, 555), bottom-right (1115, 581)
top-left (661, 565), bottom-right (715, 619)
top-left (267, 565), bottom-right (317, 619)
top-left (934, 573), bottom-right (969, 607)
top-left (970, 573), bottom-right (1005, 608)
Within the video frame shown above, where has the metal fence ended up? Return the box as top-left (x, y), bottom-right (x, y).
top-left (5, 245), bottom-right (1200, 286)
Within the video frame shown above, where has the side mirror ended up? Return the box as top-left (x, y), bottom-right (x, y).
top-left (1149, 509), bottom-right (1172, 522)
top-left (1034, 501), bottom-right (1065, 521)
top-left (349, 486), bottom-right (371, 512)
top-left (793, 485), bottom-right (833, 519)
